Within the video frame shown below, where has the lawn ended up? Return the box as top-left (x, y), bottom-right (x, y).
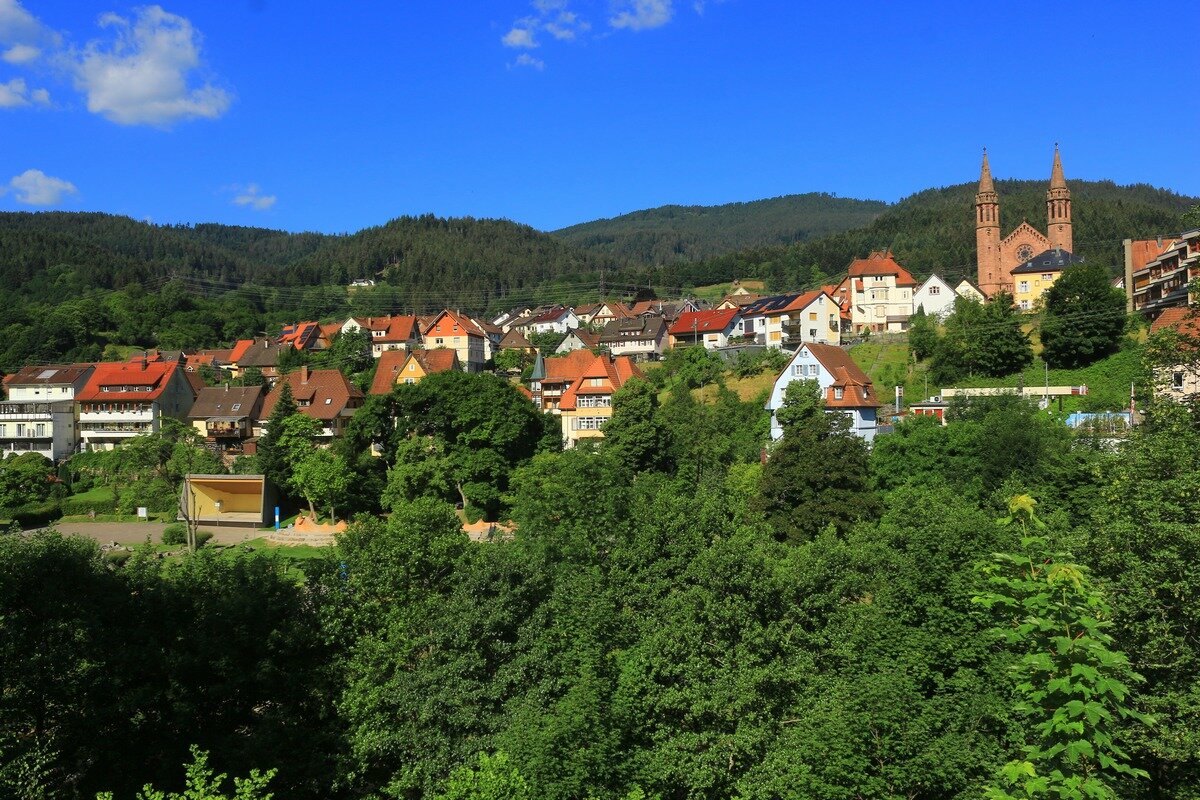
top-left (68, 486), bottom-right (116, 504)
top-left (238, 536), bottom-right (331, 560)
top-left (693, 280), bottom-right (765, 305)
top-left (849, 339), bottom-right (1145, 415)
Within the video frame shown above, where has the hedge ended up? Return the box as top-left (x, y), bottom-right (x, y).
top-left (0, 501), bottom-right (64, 529)
top-left (59, 495), bottom-right (120, 517)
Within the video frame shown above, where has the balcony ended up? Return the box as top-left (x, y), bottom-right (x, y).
top-left (80, 409), bottom-right (154, 423)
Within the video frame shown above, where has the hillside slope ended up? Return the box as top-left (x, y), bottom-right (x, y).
top-left (629, 180), bottom-right (1197, 293)
top-left (0, 212), bottom-right (616, 312)
top-left (552, 193), bottom-right (887, 265)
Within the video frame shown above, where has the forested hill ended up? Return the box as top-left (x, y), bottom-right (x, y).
top-left (0, 212), bottom-right (617, 310)
top-left (551, 192), bottom-right (888, 265)
top-left (630, 180), bottom-right (1198, 293)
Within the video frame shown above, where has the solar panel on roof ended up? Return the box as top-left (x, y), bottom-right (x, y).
top-left (37, 369), bottom-right (57, 380)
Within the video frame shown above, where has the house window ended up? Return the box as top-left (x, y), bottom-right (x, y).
top-left (1018, 281), bottom-right (1029, 292)
top-left (325, 398), bottom-right (332, 404)
top-left (404, 378), bottom-right (415, 385)
top-left (1019, 300), bottom-right (1031, 310)
top-left (1173, 372), bottom-right (1185, 391)
top-left (435, 338), bottom-right (444, 345)
top-left (929, 286), bottom-right (940, 295)
top-left (589, 378), bottom-right (604, 387)
top-left (1042, 273), bottom-right (1054, 281)
top-left (408, 363), bottom-right (416, 371)
top-left (35, 423), bottom-right (45, 437)
top-left (15, 424), bottom-right (24, 437)
top-left (808, 312), bottom-right (817, 321)
top-left (808, 364), bottom-right (819, 376)
top-left (231, 403), bottom-right (241, 412)
top-left (792, 364), bottom-right (804, 376)
top-left (809, 328), bottom-right (817, 338)
top-left (833, 388), bottom-right (844, 400)
top-left (0, 424), bottom-right (5, 436)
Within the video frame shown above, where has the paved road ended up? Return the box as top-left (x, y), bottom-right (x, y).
top-left (54, 522), bottom-right (256, 546)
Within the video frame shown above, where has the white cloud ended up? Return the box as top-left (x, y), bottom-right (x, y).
top-left (502, 25), bottom-right (537, 48)
top-left (71, 5), bottom-right (231, 127)
top-left (510, 53), bottom-right (545, 70)
top-left (610, 0), bottom-right (674, 30)
top-left (0, 75), bottom-right (47, 107)
top-left (5, 169), bottom-right (77, 205)
top-left (232, 184), bottom-right (276, 211)
top-left (0, 0), bottom-right (44, 44)
top-left (544, 11), bottom-right (588, 40)
top-left (0, 76), bottom-right (26, 106)
top-left (2, 42), bottom-right (38, 63)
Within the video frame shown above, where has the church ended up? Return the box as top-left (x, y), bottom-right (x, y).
top-left (975, 146), bottom-right (1073, 297)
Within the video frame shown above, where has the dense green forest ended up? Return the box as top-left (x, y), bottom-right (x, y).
top-left (628, 180), bottom-right (1198, 292)
top-left (551, 193), bottom-right (887, 265)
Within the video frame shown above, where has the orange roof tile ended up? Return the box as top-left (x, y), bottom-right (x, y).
top-left (669, 308), bottom-right (741, 336)
top-left (846, 251), bottom-right (918, 287)
top-left (1150, 306), bottom-right (1200, 338)
top-left (260, 368), bottom-right (363, 420)
top-left (77, 360), bottom-right (182, 403)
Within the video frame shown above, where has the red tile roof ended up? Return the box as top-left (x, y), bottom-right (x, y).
top-left (260, 368), bottom-right (364, 420)
top-left (279, 321), bottom-right (321, 350)
top-left (778, 343), bottom-right (881, 409)
top-left (669, 307), bottom-right (741, 336)
top-left (77, 360), bottom-right (183, 402)
top-left (1150, 306), bottom-right (1200, 338)
top-left (229, 339), bottom-right (255, 364)
top-left (1130, 238), bottom-right (1181, 273)
top-left (559, 353), bottom-right (643, 410)
top-left (423, 309), bottom-right (486, 338)
top-left (542, 349), bottom-right (599, 383)
top-left (846, 251), bottom-right (918, 287)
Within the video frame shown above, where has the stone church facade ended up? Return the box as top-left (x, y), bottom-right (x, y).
top-left (975, 146), bottom-right (1073, 297)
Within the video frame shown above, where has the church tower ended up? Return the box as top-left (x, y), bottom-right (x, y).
top-left (975, 149), bottom-right (1002, 296)
top-left (1046, 144), bottom-right (1072, 253)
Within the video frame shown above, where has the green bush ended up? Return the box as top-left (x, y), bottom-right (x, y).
top-left (161, 523), bottom-right (187, 546)
top-left (59, 495), bottom-right (119, 517)
top-left (195, 531), bottom-right (214, 548)
top-left (0, 501), bottom-right (63, 529)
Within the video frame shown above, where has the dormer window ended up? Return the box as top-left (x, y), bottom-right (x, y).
top-left (834, 387), bottom-right (844, 400)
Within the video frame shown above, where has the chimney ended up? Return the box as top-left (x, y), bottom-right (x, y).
top-left (300, 365), bottom-right (309, 384)
top-left (140, 354), bottom-right (147, 370)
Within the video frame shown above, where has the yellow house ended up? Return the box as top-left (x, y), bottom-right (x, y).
top-left (368, 349), bottom-right (460, 395)
top-left (1011, 248), bottom-right (1081, 311)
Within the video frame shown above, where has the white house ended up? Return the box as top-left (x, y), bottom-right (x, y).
top-left (766, 342), bottom-right (880, 442)
top-left (835, 251), bottom-right (919, 333)
top-left (599, 316), bottom-right (668, 361)
top-left (913, 274), bottom-right (957, 319)
top-left (76, 360), bottom-right (198, 451)
top-left (517, 306), bottom-right (579, 336)
top-left (0, 364), bottom-right (94, 460)
top-left (668, 308), bottom-right (745, 349)
top-left (738, 290), bottom-right (840, 348)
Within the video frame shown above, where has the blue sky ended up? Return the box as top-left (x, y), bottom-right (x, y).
top-left (2, 0), bottom-right (1197, 234)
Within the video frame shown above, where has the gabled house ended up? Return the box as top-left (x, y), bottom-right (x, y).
top-left (738, 290), bottom-right (840, 348)
top-left (628, 298), bottom-right (701, 322)
top-left (345, 315), bottom-right (423, 357)
top-left (767, 342), bottom-right (880, 442)
top-left (188, 385), bottom-right (265, 453)
top-left (517, 305), bottom-right (579, 336)
top-left (76, 359), bottom-right (198, 450)
top-left (422, 310), bottom-right (487, 372)
top-left (369, 349), bottom-right (460, 395)
top-left (0, 364), bottom-right (94, 460)
top-left (555, 327), bottom-right (601, 354)
top-left (599, 315), bottom-right (668, 361)
top-left (528, 349), bottom-right (596, 412)
top-left (231, 338), bottom-right (288, 381)
top-left (556, 352), bottom-right (643, 448)
top-left (279, 321), bottom-right (325, 351)
top-left (258, 366), bottom-right (364, 442)
top-left (716, 292), bottom-right (765, 310)
top-left (1149, 306), bottom-right (1200, 403)
top-left (955, 280), bottom-right (985, 303)
top-left (668, 308), bottom-right (745, 349)
top-left (499, 328), bottom-right (537, 355)
top-left (579, 301), bottom-right (633, 326)
top-left (912, 274), bottom-right (957, 320)
top-left (835, 251), bottom-right (919, 333)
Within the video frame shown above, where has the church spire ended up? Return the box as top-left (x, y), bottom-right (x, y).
top-left (978, 148), bottom-right (995, 193)
top-left (1046, 144), bottom-right (1072, 253)
top-left (1050, 143), bottom-right (1067, 189)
